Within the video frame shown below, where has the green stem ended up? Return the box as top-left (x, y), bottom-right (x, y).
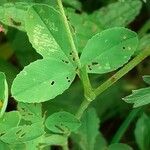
top-left (111, 108), bottom-right (141, 144)
top-left (57, 0), bottom-right (81, 68)
top-left (94, 47), bottom-right (150, 96)
top-left (75, 99), bottom-right (91, 120)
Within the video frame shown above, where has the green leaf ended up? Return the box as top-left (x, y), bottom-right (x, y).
top-left (123, 87), bottom-right (150, 107)
top-left (0, 72), bottom-right (8, 118)
top-left (67, 9), bottom-right (101, 52)
top-left (0, 140), bottom-right (10, 150)
top-left (108, 143), bottom-right (133, 150)
top-left (135, 34), bottom-right (150, 55)
top-left (0, 111), bottom-right (21, 133)
top-left (63, 0), bottom-right (81, 10)
top-left (80, 27), bottom-right (138, 74)
top-left (11, 58), bottom-right (76, 103)
top-left (94, 133), bottom-right (107, 150)
top-left (25, 4), bottom-right (74, 64)
top-left (143, 75), bottom-right (150, 85)
top-left (0, 122), bottom-right (45, 144)
top-left (76, 108), bottom-right (100, 150)
top-left (134, 113), bottom-right (150, 150)
top-left (91, 0), bottom-right (142, 28)
top-left (17, 103), bottom-right (43, 123)
top-left (45, 111), bottom-right (81, 134)
top-left (0, 2), bottom-right (30, 31)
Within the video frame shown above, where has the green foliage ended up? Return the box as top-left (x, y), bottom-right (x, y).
top-left (123, 76), bottom-right (150, 107)
top-left (0, 122), bottom-right (45, 144)
top-left (74, 108), bottom-right (100, 150)
top-left (90, 0), bottom-right (142, 29)
top-left (108, 143), bottom-right (133, 150)
top-left (25, 4), bottom-right (74, 64)
top-left (17, 103), bottom-right (43, 123)
top-left (0, 0), bottom-right (149, 149)
top-left (45, 111), bottom-right (80, 134)
top-left (0, 2), bottom-right (30, 31)
top-left (11, 58), bottom-right (76, 103)
top-left (0, 72), bottom-right (8, 118)
top-left (80, 27), bottom-right (138, 74)
top-left (134, 113), bottom-right (150, 150)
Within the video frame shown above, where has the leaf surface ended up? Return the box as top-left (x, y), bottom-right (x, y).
top-left (80, 27), bottom-right (138, 74)
top-left (108, 143), bottom-right (133, 150)
top-left (123, 87), bottom-right (150, 107)
top-left (0, 72), bottom-right (8, 117)
top-left (134, 113), bottom-right (150, 150)
top-left (45, 111), bottom-right (80, 134)
top-left (25, 4), bottom-right (75, 64)
top-left (11, 58), bottom-right (76, 103)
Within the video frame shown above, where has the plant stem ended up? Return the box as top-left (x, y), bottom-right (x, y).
top-left (75, 99), bottom-right (91, 120)
top-left (111, 108), bottom-right (141, 144)
top-left (57, 0), bottom-right (81, 68)
top-left (94, 47), bottom-right (150, 96)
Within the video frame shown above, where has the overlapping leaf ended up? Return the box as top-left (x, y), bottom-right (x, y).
top-left (76, 108), bottom-right (100, 150)
top-left (108, 143), bottom-right (133, 150)
top-left (0, 122), bottom-right (44, 144)
top-left (80, 27), bottom-right (138, 74)
top-left (135, 113), bottom-right (150, 150)
top-left (17, 103), bottom-right (43, 123)
top-left (0, 72), bottom-right (8, 117)
top-left (45, 111), bottom-right (80, 134)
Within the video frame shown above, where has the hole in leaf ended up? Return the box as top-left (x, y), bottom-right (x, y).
top-left (72, 57), bottom-right (75, 61)
top-left (68, 80), bottom-right (71, 83)
top-left (55, 125), bottom-right (65, 132)
top-left (62, 59), bottom-right (69, 64)
top-left (88, 65), bottom-right (92, 71)
top-left (123, 46), bottom-right (126, 49)
top-left (10, 18), bottom-right (21, 26)
top-left (92, 62), bottom-right (98, 66)
top-left (0, 132), bottom-right (5, 136)
top-left (20, 133), bottom-right (26, 138)
top-left (51, 81), bottom-right (55, 85)
top-left (16, 129), bottom-right (22, 135)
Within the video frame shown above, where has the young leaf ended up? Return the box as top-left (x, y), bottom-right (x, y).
top-left (90, 0), bottom-right (142, 28)
top-left (17, 103), bottom-right (43, 123)
top-left (0, 72), bottom-right (8, 118)
top-left (0, 122), bottom-right (45, 144)
top-left (0, 2), bottom-right (30, 31)
top-left (123, 87), bottom-right (150, 107)
top-left (45, 111), bottom-right (81, 134)
top-left (25, 4), bottom-right (74, 64)
top-left (108, 143), bottom-right (133, 150)
top-left (11, 58), bottom-right (76, 103)
top-left (0, 111), bottom-right (21, 133)
top-left (134, 113), bottom-right (150, 150)
top-left (143, 75), bottom-right (150, 85)
top-left (76, 108), bottom-right (100, 150)
top-left (80, 27), bottom-right (138, 74)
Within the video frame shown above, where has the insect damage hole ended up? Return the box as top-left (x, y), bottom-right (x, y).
top-left (123, 46), bottom-right (126, 50)
top-left (66, 77), bottom-right (71, 83)
top-left (51, 81), bottom-right (55, 85)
